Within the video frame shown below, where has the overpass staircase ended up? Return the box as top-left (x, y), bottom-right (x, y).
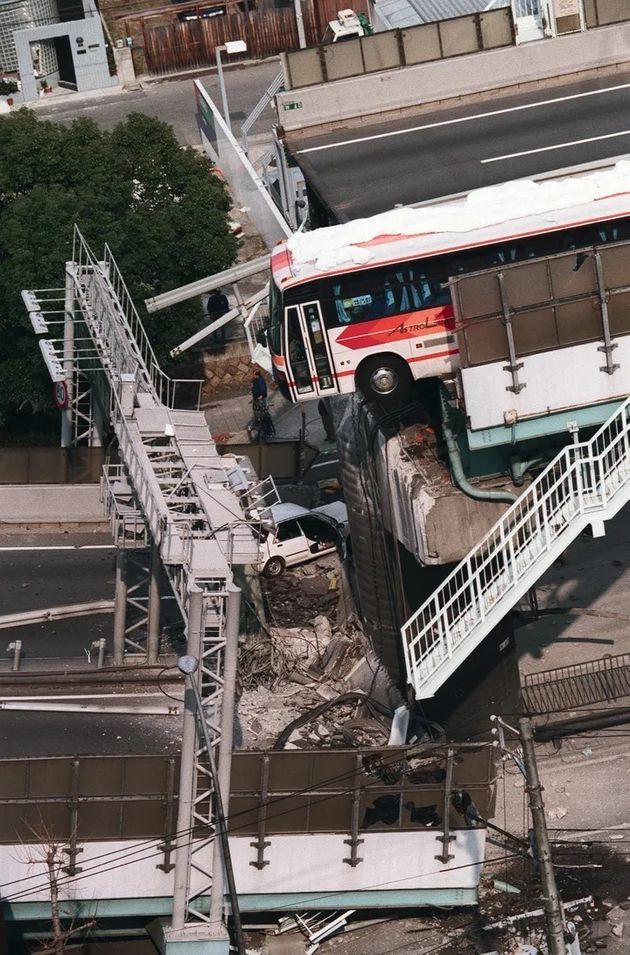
top-left (24, 226), bottom-right (273, 934)
top-left (401, 398), bottom-right (630, 699)
top-left (67, 228), bottom-right (262, 582)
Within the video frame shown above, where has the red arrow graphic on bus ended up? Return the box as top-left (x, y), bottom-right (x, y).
top-left (335, 306), bottom-right (454, 350)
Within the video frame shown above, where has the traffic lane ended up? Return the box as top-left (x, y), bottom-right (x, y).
top-left (293, 76), bottom-right (630, 218)
top-left (299, 127), bottom-right (630, 220)
top-left (298, 86), bottom-right (630, 217)
top-left (0, 710), bottom-right (182, 757)
top-left (0, 533), bottom-right (183, 659)
top-left (291, 69), bottom-right (630, 155)
top-left (0, 532), bottom-right (113, 658)
top-left (0, 546), bottom-right (115, 614)
top-left (0, 615), bottom-right (114, 662)
top-left (330, 95), bottom-right (630, 214)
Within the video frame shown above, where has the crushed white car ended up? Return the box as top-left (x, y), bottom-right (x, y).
top-left (256, 502), bottom-right (349, 577)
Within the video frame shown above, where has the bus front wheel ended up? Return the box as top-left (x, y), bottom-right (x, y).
top-left (356, 356), bottom-right (413, 407)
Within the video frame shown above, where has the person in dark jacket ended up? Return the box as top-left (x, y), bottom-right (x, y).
top-left (202, 288), bottom-right (230, 348)
top-left (251, 370), bottom-right (274, 440)
top-left (251, 369), bottom-right (268, 401)
top-left (318, 398), bottom-right (335, 442)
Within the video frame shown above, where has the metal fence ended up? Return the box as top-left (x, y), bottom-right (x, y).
top-left (283, 7), bottom-right (514, 89)
top-left (521, 652), bottom-right (630, 714)
top-left (0, 745), bottom-right (494, 854)
top-left (122, 0), bottom-right (369, 76)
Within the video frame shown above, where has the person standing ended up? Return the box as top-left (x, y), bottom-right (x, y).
top-left (251, 370), bottom-right (273, 440)
top-left (318, 397), bottom-right (335, 442)
top-left (251, 369), bottom-right (267, 402)
top-left (202, 287), bottom-right (230, 348)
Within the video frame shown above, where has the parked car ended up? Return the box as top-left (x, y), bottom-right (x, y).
top-left (256, 501), bottom-right (349, 577)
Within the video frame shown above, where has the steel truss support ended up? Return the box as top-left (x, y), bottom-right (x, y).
top-left (170, 582), bottom-right (241, 943)
top-left (112, 546), bottom-right (162, 665)
top-left (61, 267), bottom-right (75, 448)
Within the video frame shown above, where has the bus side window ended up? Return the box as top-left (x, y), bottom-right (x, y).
top-left (333, 284), bottom-right (352, 324)
top-left (394, 270), bottom-right (422, 310)
top-left (599, 225), bottom-right (619, 242)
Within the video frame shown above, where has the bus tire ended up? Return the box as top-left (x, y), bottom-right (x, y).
top-left (356, 355), bottom-right (413, 407)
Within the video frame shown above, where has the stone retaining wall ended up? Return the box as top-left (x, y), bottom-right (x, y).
top-left (202, 341), bottom-right (254, 398)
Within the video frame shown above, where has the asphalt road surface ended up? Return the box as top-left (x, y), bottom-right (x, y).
top-left (291, 71), bottom-right (630, 220)
top-left (0, 531), bottom-right (182, 662)
top-left (33, 59), bottom-right (281, 146)
top-left (0, 709), bottom-right (182, 757)
top-left (0, 530), bottom-right (185, 756)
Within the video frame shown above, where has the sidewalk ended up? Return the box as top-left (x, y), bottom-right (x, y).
top-left (203, 388), bottom-right (327, 447)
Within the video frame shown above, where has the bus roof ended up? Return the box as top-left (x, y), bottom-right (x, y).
top-left (271, 161), bottom-right (630, 289)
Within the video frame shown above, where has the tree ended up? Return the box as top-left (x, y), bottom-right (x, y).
top-left (17, 821), bottom-right (97, 953)
top-left (0, 110), bottom-right (238, 439)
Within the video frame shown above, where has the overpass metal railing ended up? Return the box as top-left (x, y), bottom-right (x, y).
top-left (72, 227), bottom-right (203, 411)
top-left (243, 295), bottom-right (269, 361)
top-left (100, 463), bottom-right (150, 549)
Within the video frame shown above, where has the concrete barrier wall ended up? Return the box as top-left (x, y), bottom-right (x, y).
top-left (283, 9), bottom-right (513, 90)
top-left (277, 21), bottom-right (630, 132)
top-left (0, 485), bottom-right (105, 525)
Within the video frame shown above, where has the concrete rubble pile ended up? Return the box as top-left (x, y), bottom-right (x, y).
top-left (238, 559), bottom-right (395, 751)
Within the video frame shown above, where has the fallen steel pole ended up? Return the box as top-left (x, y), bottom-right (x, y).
top-left (0, 600), bottom-right (115, 629)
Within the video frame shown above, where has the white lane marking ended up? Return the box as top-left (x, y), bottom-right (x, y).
top-left (481, 128), bottom-right (630, 163)
top-left (0, 545), bottom-right (115, 551)
top-left (297, 81), bottom-right (630, 154)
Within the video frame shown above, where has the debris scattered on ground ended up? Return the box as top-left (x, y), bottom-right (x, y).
top-left (492, 879), bottom-right (521, 895)
top-left (262, 558), bottom-right (340, 627)
top-left (238, 686), bottom-right (303, 749)
top-left (237, 561), bottom-right (394, 751)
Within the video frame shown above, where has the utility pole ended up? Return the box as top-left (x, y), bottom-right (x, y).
top-left (293, 0), bottom-right (306, 48)
top-left (519, 716), bottom-right (567, 955)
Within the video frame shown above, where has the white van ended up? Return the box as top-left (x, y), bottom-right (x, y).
top-left (256, 502), bottom-right (349, 577)
top-left (322, 9), bottom-right (367, 43)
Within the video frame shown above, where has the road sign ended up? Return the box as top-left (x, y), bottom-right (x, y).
top-left (53, 380), bottom-right (69, 410)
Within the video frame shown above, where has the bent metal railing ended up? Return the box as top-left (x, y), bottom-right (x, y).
top-left (72, 227), bottom-right (203, 411)
top-left (402, 397), bottom-right (630, 699)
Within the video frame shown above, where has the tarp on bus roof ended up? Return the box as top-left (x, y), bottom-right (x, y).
top-left (272, 161), bottom-right (630, 287)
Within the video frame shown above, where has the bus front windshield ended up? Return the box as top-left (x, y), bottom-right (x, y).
top-left (268, 280), bottom-right (282, 355)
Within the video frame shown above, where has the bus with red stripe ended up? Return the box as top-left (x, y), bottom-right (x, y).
top-left (267, 169), bottom-right (630, 405)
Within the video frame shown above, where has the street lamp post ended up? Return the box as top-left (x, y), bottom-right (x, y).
top-left (215, 40), bottom-right (247, 131)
